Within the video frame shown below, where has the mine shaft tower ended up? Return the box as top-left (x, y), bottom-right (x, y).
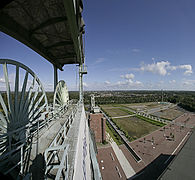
top-left (0, 0), bottom-right (101, 179)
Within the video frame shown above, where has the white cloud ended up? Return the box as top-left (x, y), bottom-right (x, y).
top-left (169, 80), bottom-right (176, 83)
top-left (182, 79), bottom-right (195, 86)
top-left (104, 81), bottom-right (111, 85)
top-left (114, 74), bottom-right (143, 89)
top-left (44, 85), bottom-right (53, 91)
top-left (0, 73), bottom-right (15, 83)
top-left (179, 65), bottom-right (193, 75)
top-left (83, 82), bottom-right (88, 88)
top-left (135, 81), bottom-right (142, 85)
top-left (139, 61), bottom-right (193, 76)
top-left (116, 79), bottom-right (143, 88)
top-left (76, 78), bottom-right (195, 91)
top-left (95, 58), bottom-right (105, 64)
top-left (0, 78), bottom-right (5, 83)
top-left (140, 61), bottom-right (170, 76)
top-left (131, 48), bottom-right (140, 53)
top-left (121, 73), bottom-right (135, 79)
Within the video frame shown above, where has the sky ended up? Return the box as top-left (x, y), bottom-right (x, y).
top-left (1, 0), bottom-right (195, 91)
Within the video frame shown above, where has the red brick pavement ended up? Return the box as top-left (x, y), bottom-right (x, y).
top-left (119, 113), bottom-right (195, 173)
top-left (97, 146), bottom-right (126, 180)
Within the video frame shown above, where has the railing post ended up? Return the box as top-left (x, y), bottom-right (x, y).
top-left (8, 135), bottom-right (11, 156)
top-left (79, 64), bottom-right (83, 102)
top-left (36, 120), bottom-right (39, 155)
top-left (20, 145), bottom-right (23, 175)
top-left (54, 65), bottom-right (58, 91)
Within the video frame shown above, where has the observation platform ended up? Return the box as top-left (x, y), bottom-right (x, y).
top-left (30, 105), bottom-right (75, 160)
top-left (0, 0), bottom-right (97, 179)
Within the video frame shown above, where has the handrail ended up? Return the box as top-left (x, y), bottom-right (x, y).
top-left (0, 101), bottom-right (79, 178)
top-left (44, 102), bottom-right (79, 179)
top-left (89, 131), bottom-right (102, 180)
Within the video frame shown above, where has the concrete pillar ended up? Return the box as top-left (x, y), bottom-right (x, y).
top-left (54, 65), bottom-right (58, 91)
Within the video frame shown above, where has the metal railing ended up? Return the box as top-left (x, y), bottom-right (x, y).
top-left (89, 131), bottom-right (102, 180)
top-left (44, 102), bottom-right (79, 179)
top-left (0, 102), bottom-right (78, 178)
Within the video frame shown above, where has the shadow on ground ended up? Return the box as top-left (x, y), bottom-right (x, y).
top-left (129, 154), bottom-right (175, 180)
top-left (29, 153), bottom-right (45, 180)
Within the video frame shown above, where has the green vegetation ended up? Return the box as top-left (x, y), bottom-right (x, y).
top-left (100, 106), bottom-right (129, 117)
top-left (152, 107), bottom-right (184, 120)
top-left (102, 104), bottom-right (163, 140)
top-left (119, 108), bottom-right (134, 115)
top-left (106, 121), bottom-right (123, 145)
top-left (136, 115), bottom-right (165, 127)
top-left (101, 104), bottom-right (165, 127)
top-left (114, 116), bottom-right (159, 139)
top-left (83, 90), bottom-right (195, 112)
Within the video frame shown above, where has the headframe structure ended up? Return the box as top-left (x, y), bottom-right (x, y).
top-left (0, 0), bottom-right (101, 179)
top-left (0, 0), bottom-right (86, 99)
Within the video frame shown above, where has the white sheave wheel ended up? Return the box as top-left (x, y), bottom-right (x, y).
top-left (53, 80), bottom-right (69, 115)
top-left (0, 59), bottom-right (48, 154)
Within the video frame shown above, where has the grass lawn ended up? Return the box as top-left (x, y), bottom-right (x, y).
top-left (106, 122), bottom-right (123, 145)
top-left (101, 103), bottom-right (164, 141)
top-left (100, 104), bottom-right (121, 108)
top-left (114, 116), bottom-right (159, 139)
top-left (152, 107), bottom-right (184, 120)
top-left (121, 102), bottom-right (164, 111)
top-left (100, 105), bottom-right (129, 117)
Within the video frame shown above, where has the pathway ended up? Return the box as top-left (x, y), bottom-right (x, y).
top-left (107, 134), bottom-right (136, 179)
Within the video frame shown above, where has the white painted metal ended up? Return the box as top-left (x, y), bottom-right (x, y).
top-left (44, 102), bottom-right (78, 179)
top-left (79, 63), bottom-right (87, 102)
top-left (53, 80), bottom-right (69, 115)
top-left (73, 105), bottom-right (91, 180)
top-left (91, 94), bottom-right (95, 108)
top-left (0, 59), bottom-right (48, 155)
top-left (79, 64), bottom-right (83, 102)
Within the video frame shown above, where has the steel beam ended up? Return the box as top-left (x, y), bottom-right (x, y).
top-left (0, 12), bottom-right (63, 70)
top-left (63, 0), bottom-right (83, 64)
top-left (79, 64), bottom-right (83, 102)
top-left (54, 65), bottom-right (58, 91)
top-left (45, 41), bottom-right (74, 49)
top-left (30, 17), bottom-right (67, 34)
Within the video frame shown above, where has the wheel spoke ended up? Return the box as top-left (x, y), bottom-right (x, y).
top-left (0, 93), bottom-right (8, 119)
top-left (3, 63), bottom-right (14, 121)
top-left (18, 71), bottom-right (29, 117)
top-left (14, 65), bottom-right (19, 119)
top-left (28, 93), bottom-right (44, 119)
top-left (0, 112), bottom-right (7, 127)
top-left (0, 59), bottom-right (48, 155)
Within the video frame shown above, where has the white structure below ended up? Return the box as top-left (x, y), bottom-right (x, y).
top-left (73, 105), bottom-right (91, 179)
top-left (109, 136), bottom-right (136, 179)
top-left (93, 106), bottom-right (100, 113)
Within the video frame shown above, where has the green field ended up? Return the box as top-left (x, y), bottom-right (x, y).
top-left (152, 107), bottom-right (184, 120)
top-left (121, 102), bottom-right (166, 111)
top-left (114, 116), bottom-right (159, 139)
top-left (100, 106), bottom-right (129, 117)
top-left (101, 103), bottom-right (164, 141)
top-left (106, 122), bottom-right (123, 145)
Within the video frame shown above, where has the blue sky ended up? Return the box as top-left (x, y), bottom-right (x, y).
top-left (1, 0), bottom-right (195, 91)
